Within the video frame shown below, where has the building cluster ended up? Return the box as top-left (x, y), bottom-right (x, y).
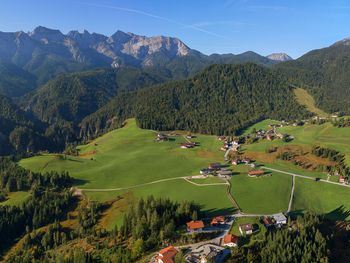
top-left (262, 213), bottom-right (288, 229)
top-left (199, 163), bottom-right (233, 178)
top-left (155, 133), bottom-right (169, 142)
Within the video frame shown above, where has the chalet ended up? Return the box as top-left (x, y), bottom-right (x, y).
top-left (186, 134), bottom-right (195, 139)
top-left (232, 159), bottom-right (241, 165)
top-left (200, 168), bottom-right (213, 175)
top-left (156, 133), bottom-right (168, 142)
top-left (339, 176), bottom-right (346, 184)
top-left (156, 246), bottom-right (178, 263)
top-left (239, 223), bottom-right (253, 235)
top-left (218, 169), bottom-right (233, 178)
top-left (262, 216), bottom-right (274, 228)
top-left (186, 220), bottom-right (204, 233)
top-left (273, 213), bottom-right (287, 226)
top-left (217, 136), bottom-right (226, 141)
top-left (209, 163), bottom-right (221, 170)
top-left (248, 170), bottom-right (265, 177)
top-left (180, 142), bottom-right (195, 149)
top-left (223, 234), bottom-right (239, 247)
top-left (210, 216), bottom-right (226, 226)
top-left (242, 158), bottom-right (251, 165)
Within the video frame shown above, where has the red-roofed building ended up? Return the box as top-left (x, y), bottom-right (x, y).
top-left (156, 246), bottom-right (178, 263)
top-left (210, 216), bottom-right (226, 226)
top-left (223, 234), bottom-right (239, 247)
top-left (186, 220), bottom-right (204, 232)
top-left (248, 170), bottom-right (265, 177)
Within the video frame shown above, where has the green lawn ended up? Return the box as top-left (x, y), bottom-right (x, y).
top-left (293, 178), bottom-right (350, 220)
top-left (0, 191), bottom-right (31, 206)
top-left (230, 171), bottom-right (291, 214)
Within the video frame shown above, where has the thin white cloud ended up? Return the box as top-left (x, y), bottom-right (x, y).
top-left (75, 2), bottom-right (229, 39)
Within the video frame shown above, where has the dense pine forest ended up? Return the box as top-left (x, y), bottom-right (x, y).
top-left (80, 63), bottom-right (312, 139)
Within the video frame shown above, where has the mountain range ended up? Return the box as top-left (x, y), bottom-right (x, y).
top-left (0, 26), bottom-right (287, 97)
top-left (0, 26), bottom-right (350, 155)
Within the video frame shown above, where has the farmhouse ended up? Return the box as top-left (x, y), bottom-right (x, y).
top-left (209, 163), bottom-right (221, 170)
top-left (156, 246), bottom-right (178, 263)
top-left (217, 169), bottom-right (233, 178)
top-left (273, 213), bottom-right (287, 226)
top-left (223, 234), bottom-right (239, 247)
top-left (186, 220), bottom-right (205, 233)
top-left (210, 216), bottom-right (226, 226)
top-left (217, 136), bottom-right (226, 141)
top-left (248, 170), bottom-right (265, 177)
top-left (262, 216), bottom-right (274, 228)
top-left (156, 133), bottom-right (168, 142)
top-left (180, 142), bottom-right (194, 149)
top-left (200, 168), bottom-right (213, 175)
top-left (232, 159), bottom-right (241, 165)
top-left (239, 223), bottom-right (253, 235)
top-left (339, 176), bottom-right (345, 184)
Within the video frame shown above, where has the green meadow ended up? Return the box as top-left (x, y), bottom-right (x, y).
top-left (18, 118), bottom-right (350, 221)
top-left (0, 191), bottom-right (31, 207)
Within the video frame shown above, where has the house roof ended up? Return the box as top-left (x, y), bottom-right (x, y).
top-left (239, 223), bottom-right (253, 231)
top-left (211, 216), bottom-right (225, 224)
top-left (187, 220), bottom-right (204, 229)
top-left (223, 234), bottom-right (238, 244)
top-left (248, 170), bottom-right (265, 176)
top-left (218, 169), bottom-right (232, 175)
top-left (157, 246), bottom-right (178, 263)
top-left (263, 217), bottom-right (274, 225)
top-left (273, 213), bottom-right (287, 222)
top-left (209, 163), bottom-right (221, 167)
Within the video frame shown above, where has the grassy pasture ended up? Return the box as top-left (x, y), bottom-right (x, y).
top-left (0, 191), bottom-right (31, 206)
top-left (293, 178), bottom-right (350, 220)
top-left (294, 88), bottom-right (327, 117)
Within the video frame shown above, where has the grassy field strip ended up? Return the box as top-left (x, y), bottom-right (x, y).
top-left (264, 167), bottom-right (350, 188)
top-left (183, 177), bottom-right (228, 186)
top-left (82, 176), bottom-right (229, 192)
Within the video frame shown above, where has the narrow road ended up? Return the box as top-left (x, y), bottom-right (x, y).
top-left (287, 175), bottom-right (295, 213)
top-left (263, 167), bottom-right (350, 188)
top-left (81, 177), bottom-right (229, 192)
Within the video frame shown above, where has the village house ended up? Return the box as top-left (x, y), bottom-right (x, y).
top-left (156, 246), bottom-right (178, 263)
top-left (239, 223), bottom-right (253, 235)
top-left (200, 168), bottom-right (213, 175)
top-left (339, 176), bottom-right (345, 184)
top-left (217, 136), bottom-right (226, 141)
top-left (273, 213), bottom-right (287, 226)
top-left (180, 142), bottom-right (195, 149)
top-left (262, 216), bottom-right (274, 228)
top-left (209, 163), bottom-right (221, 170)
top-left (232, 159), bottom-right (241, 165)
top-left (156, 133), bottom-right (168, 142)
top-left (217, 169), bottom-right (233, 178)
top-left (210, 216), bottom-right (226, 226)
top-left (186, 220), bottom-right (205, 233)
top-left (248, 170), bottom-right (265, 177)
top-left (223, 234), bottom-right (239, 247)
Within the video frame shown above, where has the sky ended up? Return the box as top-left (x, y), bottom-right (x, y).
top-left (0, 0), bottom-right (349, 58)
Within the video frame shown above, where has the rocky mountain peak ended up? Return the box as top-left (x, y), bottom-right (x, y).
top-left (266, 53), bottom-right (293, 62)
top-left (30, 26), bottom-right (64, 43)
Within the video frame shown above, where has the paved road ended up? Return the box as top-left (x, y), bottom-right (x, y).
top-left (263, 166), bottom-right (350, 188)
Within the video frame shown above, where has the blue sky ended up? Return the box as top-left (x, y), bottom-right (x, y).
top-left (0, 0), bottom-right (349, 58)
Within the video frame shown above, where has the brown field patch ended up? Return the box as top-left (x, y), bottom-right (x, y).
top-left (196, 150), bottom-right (220, 159)
top-left (98, 192), bottom-right (134, 230)
top-left (79, 150), bottom-right (97, 159)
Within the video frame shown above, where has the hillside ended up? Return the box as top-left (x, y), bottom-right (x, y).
top-left (80, 63), bottom-right (312, 139)
top-left (21, 67), bottom-right (165, 125)
top-left (275, 39), bottom-right (350, 114)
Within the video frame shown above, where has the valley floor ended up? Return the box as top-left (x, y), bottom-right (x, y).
top-left (18, 118), bottom-right (350, 228)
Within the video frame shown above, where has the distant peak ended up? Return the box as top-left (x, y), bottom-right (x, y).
top-left (266, 53), bottom-right (293, 62)
top-left (30, 26), bottom-right (64, 42)
top-left (332, 37), bottom-right (350, 47)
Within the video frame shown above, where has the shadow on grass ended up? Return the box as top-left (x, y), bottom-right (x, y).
top-left (201, 207), bottom-right (238, 217)
top-left (72, 178), bottom-right (90, 187)
top-left (324, 205), bottom-right (350, 221)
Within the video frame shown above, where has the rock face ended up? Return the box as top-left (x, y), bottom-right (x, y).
top-left (266, 53), bottom-right (293, 62)
top-left (0, 26), bottom-right (192, 69)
